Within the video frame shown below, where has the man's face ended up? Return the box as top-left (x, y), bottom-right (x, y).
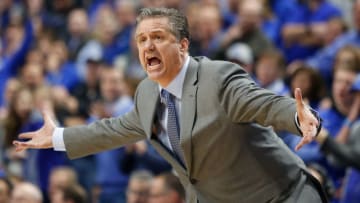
top-left (148, 178), bottom-right (178, 203)
top-left (332, 69), bottom-right (356, 113)
top-left (135, 17), bottom-right (188, 87)
top-left (100, 69), bottom-right (125, 102)
top-left (126, 179), bottom-right (150, 203)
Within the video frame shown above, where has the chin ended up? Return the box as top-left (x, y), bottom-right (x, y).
top-left (147, 73), bottom-right (162, 82)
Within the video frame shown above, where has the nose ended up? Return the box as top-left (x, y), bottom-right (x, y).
top-left (143, 40), bottom-right (155, 52)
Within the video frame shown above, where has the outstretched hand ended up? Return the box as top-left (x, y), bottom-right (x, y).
top-left (294, 88), bottom-right (319, 151)
top-left (13, 108), bottom-right (56, 152)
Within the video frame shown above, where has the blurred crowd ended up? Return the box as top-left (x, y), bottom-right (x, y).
top-left (0, 0), bottom-right (359, 202)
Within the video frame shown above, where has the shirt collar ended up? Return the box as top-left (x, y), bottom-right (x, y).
top-left (159, 55), bottom-right (190, 100)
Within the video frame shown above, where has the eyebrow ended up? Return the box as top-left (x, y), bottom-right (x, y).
top-left (135, 29), bottom-right (166, 39)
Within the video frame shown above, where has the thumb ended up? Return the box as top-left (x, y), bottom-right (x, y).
top-left (294, 88), bottom-right (304, 110)
top-left (41, 104), bottom-right (56, 127)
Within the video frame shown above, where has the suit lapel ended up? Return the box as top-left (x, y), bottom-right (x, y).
top-left (141, 82), bottom-right (160, 139)
top-left (180, 57), bottom-right (199, 173)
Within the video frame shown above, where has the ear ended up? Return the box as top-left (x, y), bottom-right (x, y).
top-left (179, 38), bottom-right (189, 53)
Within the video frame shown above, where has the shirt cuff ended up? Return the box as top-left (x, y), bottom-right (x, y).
top-left (294, 108), bottom-right (322, 137)
top-left (52, 127), bottom-right (66, 151)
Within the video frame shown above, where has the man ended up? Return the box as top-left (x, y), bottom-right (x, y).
top-left (149, 172), bottom-right (185, 203)
top-left (52, 184), bottom-right (87, 203)
top-left (48, 167), bottom-right (79, 202)
top-left (14, 8), bottom-right (325, 203)
top-left (91, 66), bottom-right (134, 203)
top-left (126, 170), bottom-right (153, 203)
top-left (11, 182), bottom-right (43, 203)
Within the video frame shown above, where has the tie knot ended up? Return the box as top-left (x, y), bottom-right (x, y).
top-left (161, 89), bottom-right (172, 105)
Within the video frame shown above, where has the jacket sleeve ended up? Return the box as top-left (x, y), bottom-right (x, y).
top-left (217, 61), bottom-right (300, 135)
top-left (64, 91), bottom-right (146, 159)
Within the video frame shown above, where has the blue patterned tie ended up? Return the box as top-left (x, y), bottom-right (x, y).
top-left (161, 89), bottom-right (185, 165)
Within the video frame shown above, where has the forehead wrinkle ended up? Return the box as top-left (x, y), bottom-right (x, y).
top-left (135, 28), bottom-right (167, 39)
top-left (135, 18), bottom-right (178, 39)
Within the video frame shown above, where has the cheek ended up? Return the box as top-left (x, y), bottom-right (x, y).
top-left (138, 49), bottom-right (146, 66)
top-left (161, 47), bottom-right (180, 65)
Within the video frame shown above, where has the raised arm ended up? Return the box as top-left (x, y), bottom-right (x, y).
top-left (218, 62), bottom-right (320, 150)
top-left (13, 99), bottom-right (147, 159)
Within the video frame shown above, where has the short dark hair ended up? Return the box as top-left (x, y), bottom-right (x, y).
top-left (158, 172), bottom-right (185, 200)
top-left (136, 7), bottom-right (190, 40)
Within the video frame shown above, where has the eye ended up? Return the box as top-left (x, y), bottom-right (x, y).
top-left (154, 35), bottom-right (163, 41)
top-left (137, 37), bottom-right (146, 44)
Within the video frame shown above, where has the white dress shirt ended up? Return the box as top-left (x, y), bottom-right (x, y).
top-left (53, 56), bottom-right (190, 151)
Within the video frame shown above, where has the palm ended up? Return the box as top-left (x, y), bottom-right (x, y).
top-left (294, 88), bottom-right (319, 151)
top-left (13, 110), bottom-right (56, 151)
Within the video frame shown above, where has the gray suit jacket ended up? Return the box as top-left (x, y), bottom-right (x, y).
top-left (64, 57), bottom-right (309, 203)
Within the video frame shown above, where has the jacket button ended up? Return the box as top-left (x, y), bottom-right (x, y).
top-left (190, 178), bottom-right (197, 184)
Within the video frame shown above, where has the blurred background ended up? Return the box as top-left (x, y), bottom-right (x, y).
top-left (0, 0), bottom-right (360, 203)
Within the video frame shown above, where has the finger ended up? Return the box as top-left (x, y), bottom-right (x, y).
top-left (295, 135), bottom-right (312, 151)
top-left (294, 88), bottom-right (303, 110)
top-left (13, 141), bottom-right (30, 152)
top-left (295, 139), bottom-right (306, 151)
top-left (18, 132), bottom-right (37, 139)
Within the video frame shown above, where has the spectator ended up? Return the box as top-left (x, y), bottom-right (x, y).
top-left (0, 78), bottom-right (22, 121)
top-left (45, 40), bottom-right (80, 92)
top-left (216, 0), bottom-right (274, 60)
top-left (306, 0), bottom-right (360, 82)
top-left (113, 0), bottom-right (137, 66)
top-left (20, 62), bottom-right (46, 91)
top-left (77, 4), bottom-right (124, 70)
top-left (65, 8), bottom-right (90, 61)
top-left (2, 87), bottom-right (42, 182)
top-left (0, 20), bottom-right (34, 107)
top-left (11, 182), bottom-right (43, 203)
top-left (281, 0), bottom-right (341, 62)
top-left (258, 0), bottom-right (282, 47)
top-left (288, 66), bottom-right (327, 110)
top-left (92, 66), bottom-right (134, 203)
top-left (41, 0), bottom-right (81, 39)
top-left (192, 5), bottom-right (223, 57)
top-left (315, 76), bottom-right (360, 202)
top-left (126, 170), bottom-right (153, 203)
top-left (52, 184), bottom-right (87, 203)
top-left (67, 58), bottom-right (102, 201)
top-left (70, 57), bottom-right (102, 121)
top-left (48, 166), bottom-right (78, 203)
top-left (148, 173), bottom-right (185, 203)
top-left (323, 17), bottom-right (348, 47)
top-left (254, 49), bottom-right (289, 96)
top-left (294, 60), bottom-right (360, 201)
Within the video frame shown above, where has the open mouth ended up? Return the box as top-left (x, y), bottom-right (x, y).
top-left (147, 56), bottom-right (162, 68)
